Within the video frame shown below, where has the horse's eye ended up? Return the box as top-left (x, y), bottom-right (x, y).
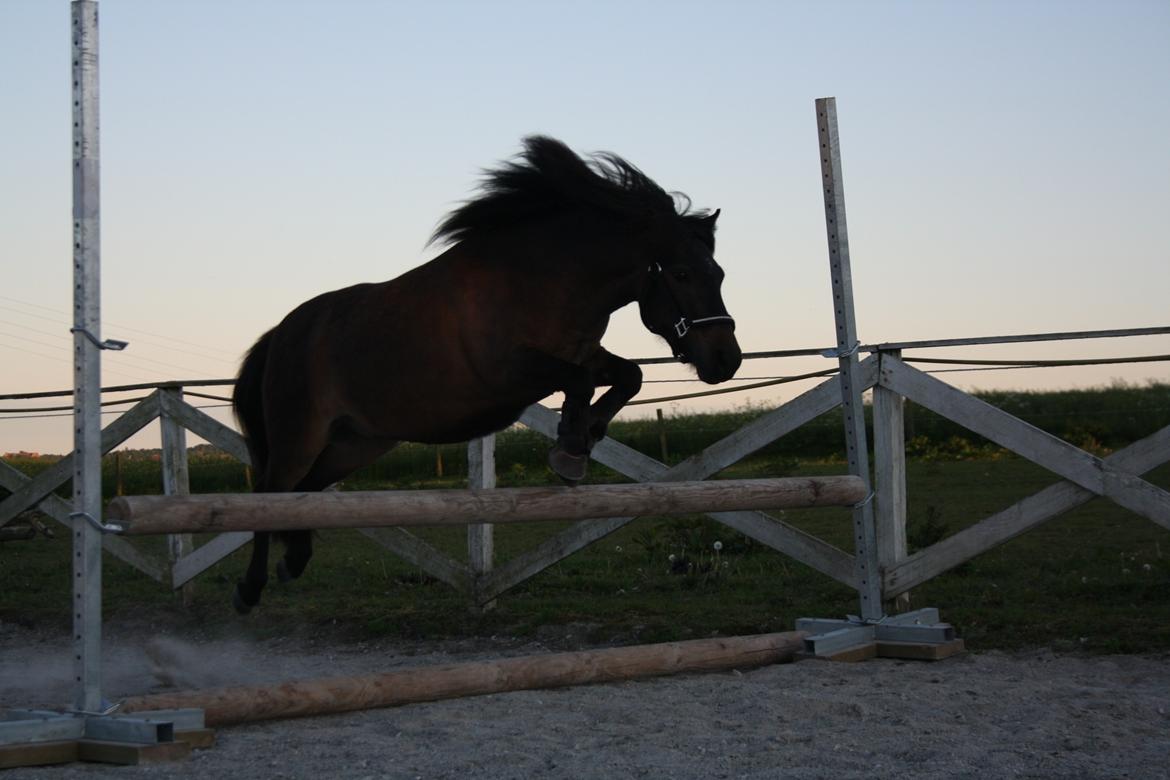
top-left (671, 268), bottom-right (690, 282)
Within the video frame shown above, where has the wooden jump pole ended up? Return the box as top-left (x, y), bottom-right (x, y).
top-left (105, 476), bottom-right (866, 536)
top-left (118, 631), bottom-right (807, 727)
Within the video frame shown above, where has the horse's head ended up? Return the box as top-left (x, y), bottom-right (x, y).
top-left (638, 209), bottom-right (742, 384)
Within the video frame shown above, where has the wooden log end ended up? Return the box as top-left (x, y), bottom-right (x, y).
top-left (104, 496), bottom-right (130, 522)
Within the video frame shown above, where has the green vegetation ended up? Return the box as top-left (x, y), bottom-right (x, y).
top-left (1, 382), bottom-right (1168, 653)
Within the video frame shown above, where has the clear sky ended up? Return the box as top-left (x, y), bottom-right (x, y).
top-left (2, 0), bottom-right (1168, 455)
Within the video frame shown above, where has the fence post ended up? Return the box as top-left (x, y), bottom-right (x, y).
top-left (874, 351), bottom-right (910, 610)
top-left (816, 96), bottom-right (883, 620)
top-left (656, 408), bottom-right (669, 463)
top-left (115, 450), bottom-right (123, 496)
top-left (160, 386), bottom-right (195, 606)
top-left (70, 0), bottom-right (105, 713)
top-left (467, 435), bottom-right (496, 610)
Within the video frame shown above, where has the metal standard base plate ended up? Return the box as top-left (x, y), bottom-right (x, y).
top-left (797, 607), bottom-right (963, 661)
top-left (0, 709), bottom-right (207, 769)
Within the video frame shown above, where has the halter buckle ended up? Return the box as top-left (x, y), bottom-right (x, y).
top-left (674, 318), bottom-right (690, 338)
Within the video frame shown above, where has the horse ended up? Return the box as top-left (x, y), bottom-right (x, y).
top-left (229, 135), bottom-right (742, 613)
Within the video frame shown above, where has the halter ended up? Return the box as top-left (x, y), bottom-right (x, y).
top-left (650, 263), bottom-right (735, 339)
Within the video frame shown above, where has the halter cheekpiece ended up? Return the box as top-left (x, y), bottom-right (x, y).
top-left (650, 263), bottom-right (735, 339)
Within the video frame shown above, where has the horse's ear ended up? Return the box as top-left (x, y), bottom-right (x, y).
top-left (703, 209), bottom-right (721, 229)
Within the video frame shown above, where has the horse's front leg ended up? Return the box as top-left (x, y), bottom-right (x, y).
top-left (547, 351), bottom-right (643, 482)
top-left (506, 349), bottom-right (596, 483)
top-left (552, 391), bottom-right (593, 479)
top-left (582, 349), bottom-right (643, 447)
top-left (549, 370), bottom-right (596, 484)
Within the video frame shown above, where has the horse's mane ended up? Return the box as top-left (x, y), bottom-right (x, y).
top-left (431, 136), bottom-right (710, 248)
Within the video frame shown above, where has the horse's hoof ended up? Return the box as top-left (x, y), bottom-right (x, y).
top-left (276, 559), bottom-right (294, 583)
top-left (548, 446), bottom-right (588, 484)
top-left (232, 585), bottom-right (255, 615)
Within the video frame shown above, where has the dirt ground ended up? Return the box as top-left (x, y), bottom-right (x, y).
top-left (2, 618), bottom-right (1169, 780)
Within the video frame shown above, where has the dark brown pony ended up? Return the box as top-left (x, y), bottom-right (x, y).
top-left (230, 136), bottom-right (741, 613)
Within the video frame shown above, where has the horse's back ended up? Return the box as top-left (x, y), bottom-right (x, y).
top-left (257, 255), bottom-right (540, 444)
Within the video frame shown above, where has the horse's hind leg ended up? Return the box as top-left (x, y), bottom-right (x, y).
top-left (233, 436), bottom-right (325, 614)
top-left (276, 531), bottom-right (312, 584)
top-left (275, 435), bottom-right (399, 586)
top-left (234, 531), bottom-right (271, 614)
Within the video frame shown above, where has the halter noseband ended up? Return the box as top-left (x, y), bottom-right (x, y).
top-left (650, 263), bottom-right (735, 339)
top-left (673, 314), bottom-right (734, 338)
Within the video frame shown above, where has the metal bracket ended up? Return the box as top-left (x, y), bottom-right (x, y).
top-left (0, 708), bottom-right (205, 751)
top-left (819, 340), bottom-right (861, 359)
top-left (851, 489), bottom-right (875, 509)
top-left (70, 511), bottom-right (123, 535)
top-left (70, 326), bottom-right (128, 351)
top-left (67, 700), bottom-right (119, 717)
top-left (797, 608), bottom-right (958, 657)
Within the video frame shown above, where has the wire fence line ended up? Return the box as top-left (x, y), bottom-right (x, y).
top-left (2, 358), bottom-right (1167, 416)
top-left (905, 354), bottom-right (1170, 368)
top-left (0, 402), bottom-right (234, 421)
top-left (2, 330), bottom-right (1168, 418)
top-left (0, 378), bottom-right (234, 401)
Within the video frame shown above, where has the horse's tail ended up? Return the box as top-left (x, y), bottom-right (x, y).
top-left (233, 329), bottom-right (273, 490)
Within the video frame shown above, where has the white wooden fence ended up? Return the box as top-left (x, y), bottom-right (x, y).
top-left (3, 344), bottom-right (1166, 608)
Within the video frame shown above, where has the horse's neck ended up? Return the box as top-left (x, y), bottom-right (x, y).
top-left (558, 228), bottom-right (648, 313)
top-left (449, 219), bottom-right (648, 320)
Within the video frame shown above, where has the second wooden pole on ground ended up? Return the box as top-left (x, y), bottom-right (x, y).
top-left (120, 631), bottom-right (807, 727)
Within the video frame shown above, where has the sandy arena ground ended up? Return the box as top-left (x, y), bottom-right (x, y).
top-left (2, 619), bottom-right (1169, 779)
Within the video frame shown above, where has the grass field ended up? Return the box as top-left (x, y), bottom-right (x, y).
top-left (8, 382), bottom-right (1166, 497)
top-left (2, 453), bottom-right (1167, 654)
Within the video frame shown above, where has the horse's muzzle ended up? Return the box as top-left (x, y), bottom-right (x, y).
top-left (692, 330), bottom-right (742, 384)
